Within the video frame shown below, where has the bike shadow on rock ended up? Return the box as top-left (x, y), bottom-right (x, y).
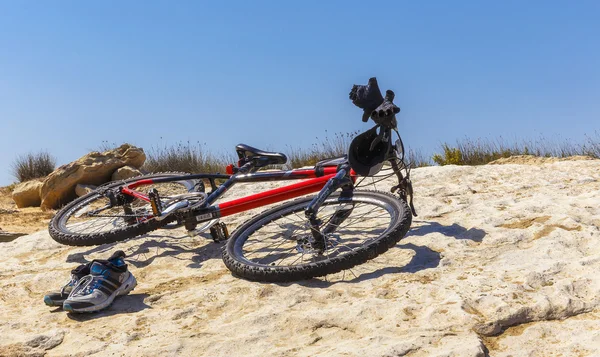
top-left (292, 220), bottom-right (487, 288)
top-left (405, 220), bottom-right (487, 242)
top-left (291, 243), bottom-right (441, 289)
top-left (65, 231), bottom-right (224, 270)
top-left (65, 293), bottom-right (151, 321)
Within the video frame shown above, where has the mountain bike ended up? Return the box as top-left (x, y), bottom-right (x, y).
top-left (49, 78), bottom-right (417, 282)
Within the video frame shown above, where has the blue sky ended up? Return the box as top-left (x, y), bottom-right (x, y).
top-left (1, 1), bottom-right (598, 185)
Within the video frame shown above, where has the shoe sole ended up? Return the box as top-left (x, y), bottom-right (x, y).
top-left (63, 274), bottom-right (138, 313)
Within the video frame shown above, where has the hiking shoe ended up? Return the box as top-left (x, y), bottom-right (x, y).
top-left (63, 251), bottom-right (137, 313)
top-left (43, 262), bottom-right (92, 307)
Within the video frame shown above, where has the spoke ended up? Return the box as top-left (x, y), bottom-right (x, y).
top-left (89, 218), bottom-right (116, 234)
top-left (243, 219), bottom-right (304, 248)
top-left (237, 197), bottom-right (395, 269)
top-left (246, 234), bottom-right (291, 258)
top-left (340, 211), bottom-right (389, 227)
top-left (289, 253), bottom-right (303, 266)
top-left (275, 246), bottom-right (302, 266)
top-left (324, 211), bottom-right (387, 231)
top-left (355, 176), bottom-right (368, 187)
top-left (68, 218), bottom-right (97, 233)
top-left (254, 243), bottom-right (297, 265)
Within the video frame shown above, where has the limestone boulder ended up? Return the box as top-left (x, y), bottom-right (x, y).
top-left (75, 184), bottom-right (97, 197)
top-left (40, 144), bottom-right (145, 209)
top-left (111, 166), bottom-right (143, 181)
top-left (12, 180), bottom-right (43, 208)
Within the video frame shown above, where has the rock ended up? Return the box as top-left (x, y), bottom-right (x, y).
top-left (0, 230), bottom-right (27, 243)
top-left (25, 330), bottom-right (65, 350)
top-left (40, 144), bottom-right (145, 209)
top-left (11, 180), bottom-right (43, 208)
top-left (0, 208), bottom-right (18, 214)
top-left (111, 166), bottom-right (143, 181)
top-left (75, 184), bottom-right (97, 197)
top-left (489, 155), bottom-right (597, 165)
top-left (2, 160), bottom-right (600, 355)
top-left (0, 330), bottom-right (65, 357)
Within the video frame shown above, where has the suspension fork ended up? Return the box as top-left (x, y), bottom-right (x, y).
top-left (304, 165), bottom-right (354, 252)
top-left (390, 159), bottom-right (418, 216)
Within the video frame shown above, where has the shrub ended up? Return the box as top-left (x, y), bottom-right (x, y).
top-left (11, 151), bottom-right (57, 182)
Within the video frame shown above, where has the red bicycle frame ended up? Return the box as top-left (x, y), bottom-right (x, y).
top-left (120, 165), bottom-right (357, 222)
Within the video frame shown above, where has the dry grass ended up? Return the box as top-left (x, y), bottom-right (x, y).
top-left (142, 141), bottom-right (233, 174)
top-left (405, 148), bottom-right (432, 168)
top-left (11, 151), bottom-right (56, 183)
top-left (432, 132), bottom-right (600, 166)
top-left (285, 131), bottom-right (358, 168)
top-left (140, 132), bottom-right (363, 173)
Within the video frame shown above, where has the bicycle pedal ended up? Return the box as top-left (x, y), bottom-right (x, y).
top-left (210, 222), bottom-right (229, 242)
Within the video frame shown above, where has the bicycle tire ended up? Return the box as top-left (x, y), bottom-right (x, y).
top-left (49, 172), bottom-right (197, 246)
top-left (222, 190), bottom-right (412, 282)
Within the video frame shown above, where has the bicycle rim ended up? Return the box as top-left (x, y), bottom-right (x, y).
top-left (233, 195), bottom-right (398, 268)
top-left (56, 179), bottom-right (196, 236)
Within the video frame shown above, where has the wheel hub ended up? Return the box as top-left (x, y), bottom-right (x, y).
top-left (295, 233), bottom-right (340, 254)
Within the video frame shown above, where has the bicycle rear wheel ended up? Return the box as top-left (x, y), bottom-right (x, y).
top-left (49, 172), bottom-right (198, 246)
top-left (222, 190), bottom-right (412, 282)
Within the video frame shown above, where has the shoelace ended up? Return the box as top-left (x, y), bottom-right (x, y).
top-left (60, 275), bottom-right (79, 296)
top-left (69, 275), bottom-right (103, 298)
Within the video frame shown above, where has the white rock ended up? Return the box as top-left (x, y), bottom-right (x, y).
top-left (0, 159), bottom-right (599, 356)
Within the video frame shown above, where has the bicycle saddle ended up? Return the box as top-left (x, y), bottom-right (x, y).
top-left (235, 144), bottom-right (288, 166)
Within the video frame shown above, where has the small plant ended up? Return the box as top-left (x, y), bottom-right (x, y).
top-left (406, 148), bottom-right (432, 168)
top-left (11, 151), bottom-right (57, 182)
top-left (97, 140), bottom-right (121, 152)
top-left (432, 144), bottom-right (464, 166)
top-left (582, 130), bottom-right (600, 159)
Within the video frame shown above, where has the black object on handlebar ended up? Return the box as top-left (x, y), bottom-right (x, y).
top-left (349, 77), bottom-right (399, 129)
top-left (349, 77), bottom-right (384, 122)
top-left (347, 125), bottom-right (391, 177)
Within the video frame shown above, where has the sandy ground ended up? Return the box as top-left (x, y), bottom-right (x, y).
top-left (1, 157), bottom-right (599, 356)
top-left (0, 186), bottom-right (54, 235)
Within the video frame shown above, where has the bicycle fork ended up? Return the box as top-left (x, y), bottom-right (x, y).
top-left (304, 166), bottom-right (354, 253)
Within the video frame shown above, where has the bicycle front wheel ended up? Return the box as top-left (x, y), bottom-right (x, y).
top-left (49, 172), bottom-right (198, 246)
top-left (222, 190), bottom-right (412, 282)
